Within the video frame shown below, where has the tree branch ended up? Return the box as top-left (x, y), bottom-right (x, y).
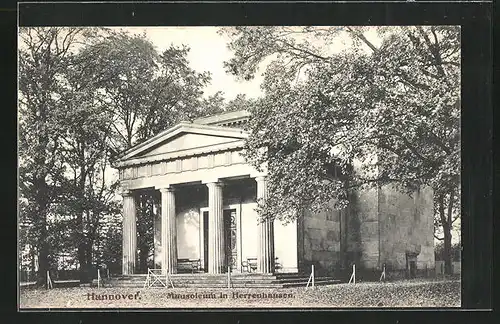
top-left (277, 39), bottom-right (330, 62)
top-left (346, 27), bottom-right (379, 53)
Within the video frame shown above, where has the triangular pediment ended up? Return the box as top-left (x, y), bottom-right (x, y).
top-left (141, 133), bottom-right (242, 157)
top-left (114, 122), bottom-right (248, 165)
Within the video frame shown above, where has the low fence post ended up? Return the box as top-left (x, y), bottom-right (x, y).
top-left (143, 268), bottom-right (149, 288)
top-left (46, 270), bottom-right (53, 289)
top-left (312, 264), bottom-right (315, 288)
top-left (348, 264), bottom-right (356, 284)
top-left (379, 264), bottom-right (386, 282)
top-left (306, 264), bottom-right (315, 288)
top-left (227, 266), bottom-right (231, 289)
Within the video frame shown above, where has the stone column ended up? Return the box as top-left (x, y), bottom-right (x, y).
top-left (207, 182), bottom-right (224, 274)
top-left (160, 187), bottom-right (177, 274)
top-left (256, 176), bottom-right (275, 273)
top-left (122, 190), bottom-right (137, 275)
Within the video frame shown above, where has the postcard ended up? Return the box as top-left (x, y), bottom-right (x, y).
top-left (18, 17), bottom-right (462, 309)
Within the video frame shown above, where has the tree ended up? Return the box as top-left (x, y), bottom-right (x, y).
top-left (77, 31), bottom-right (214, 152)
top-left (19, 27), bottom-right (227, 282)
top-left (195, 93), bottom-right (260, 119)
top-left (351, 27), bottom-right (460, 275)
top-left (82, 31), bottom-right (219, 272)
top-left (18, 27), bottom-right (91, 285)
top-left (224, 93), bottom-right (259, 113)
top-left (435, 242), bottom-right (461, 262)
top-left (221, 26), bottom-right (460, 273)
top-left (197, 91), bottom-right (226, 117)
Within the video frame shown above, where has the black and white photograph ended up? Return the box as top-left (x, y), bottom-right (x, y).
top-left (18, 24), bottom-right (462, 309)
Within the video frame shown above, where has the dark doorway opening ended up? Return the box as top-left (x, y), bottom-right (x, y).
top-left (406, 252), bottom-right (418, 279)
top-left (224, 209), bottom-right (237, 273)
top-left (203, 211), bottom-right (209, 272)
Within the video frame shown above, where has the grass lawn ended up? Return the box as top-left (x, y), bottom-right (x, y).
top-left (19, 279), bottom-right (460, 309)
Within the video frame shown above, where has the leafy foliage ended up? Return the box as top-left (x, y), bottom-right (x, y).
top-left (435, 242), bottom-right (461, 262)
top-left (223, 26), bottom-right (460, 272)
top-left (18, 27), bottom-right (96, 284)
top-left (77, 31), bottom-right (215, 151)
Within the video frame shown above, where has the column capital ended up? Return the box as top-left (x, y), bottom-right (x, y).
top-left (159, 186), bottom-right (175, 194)
top-left (204, 181), bottom-right (225, 188)
top-left (119, 188), bottom-right (133, 197)
top-left (255, 175), bottom-right (268, 182)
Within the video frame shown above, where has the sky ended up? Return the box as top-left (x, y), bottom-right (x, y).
top-left (112, 26), bottom-right (383, 101)
top-left (118, 26), bottom-right (265, 100)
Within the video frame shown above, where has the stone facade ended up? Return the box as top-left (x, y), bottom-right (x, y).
top-left (297, 202), bottom-right (343, 275)
top-left (297, 184), bottom-right (434, 277)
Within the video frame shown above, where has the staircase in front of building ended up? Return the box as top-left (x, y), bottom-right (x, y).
top-left (95, 272), bottom-right (340, 288)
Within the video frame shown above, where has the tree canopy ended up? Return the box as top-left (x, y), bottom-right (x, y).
top-left (222, 26), bottom-right (460, 272)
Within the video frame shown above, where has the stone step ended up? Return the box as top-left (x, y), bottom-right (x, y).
top-left (274, 277), bottom-right (334, 283)
top-left (120, 273), bottom-right (277, 276)
top-left (113, 275), bottom-right (279, 281)
top-left (107, 280), bottom-right (339, 288)
top-left (275, 273), bottom-right (309, 278)
top-left (110, 276), bottom-right (323, 282)
top-left (96, 273), bottom-right (339, 288)
top-left (111, 282), bottom-right (286, 289)
top-left (108, 279), bottom-right (281, 285)
top-left (282, 279), bottom-right (341, 287)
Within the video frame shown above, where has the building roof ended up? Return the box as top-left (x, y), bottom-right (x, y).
top-left (112, 121), bottom-right (248, 167)
top-left (193, 110), bottom-right (251, 127)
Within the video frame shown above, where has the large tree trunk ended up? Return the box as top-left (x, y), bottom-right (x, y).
top-left (77, 156), bottom-right (91, 283)
top-left (77, 240), bottom-right (89, 283)
top-left (77, 232), bottom-right (95, 283)
top-left (33, 172), bottom-right (51, 287)
top-left (438, 192), bottom-right (453, 275)
top-left (443, 223), bottom-right (452, 275)
top-left (36, 224), bottom-right (50, 287)
top-left (444, 189), bottom-right (455, 275)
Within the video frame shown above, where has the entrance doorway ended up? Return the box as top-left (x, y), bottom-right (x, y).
top-left (224, 209), bottom-right (237, 272)
top-left (202, 211), bottom-right (209, 272)
top-left (201, 208), bottom-right (238, 273)
top-left (406, 252), bottom-right (418, 279)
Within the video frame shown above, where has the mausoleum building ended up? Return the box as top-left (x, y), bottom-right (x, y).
top-left (112, 110), bottom-right (435, 278)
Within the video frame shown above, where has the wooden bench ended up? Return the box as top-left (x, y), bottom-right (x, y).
top-left (242, 257), bottom-right (282, 273)
top-left (177, 259), bottom-right (201, 273)
top-left (242, 257), bottom-right (258, 273)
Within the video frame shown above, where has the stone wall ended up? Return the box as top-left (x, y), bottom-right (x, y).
top-left (341, 184), bottom-right (434, 277)
top-left (298, 200), bottom-right (344, 276)
top-left (347, 187), bottom-right (381, 270)
top-left (378, 184), bottom-right (435, 271)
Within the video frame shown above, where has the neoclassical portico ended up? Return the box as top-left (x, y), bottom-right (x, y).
top-left (113, 117), bottom-right (279, 275)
